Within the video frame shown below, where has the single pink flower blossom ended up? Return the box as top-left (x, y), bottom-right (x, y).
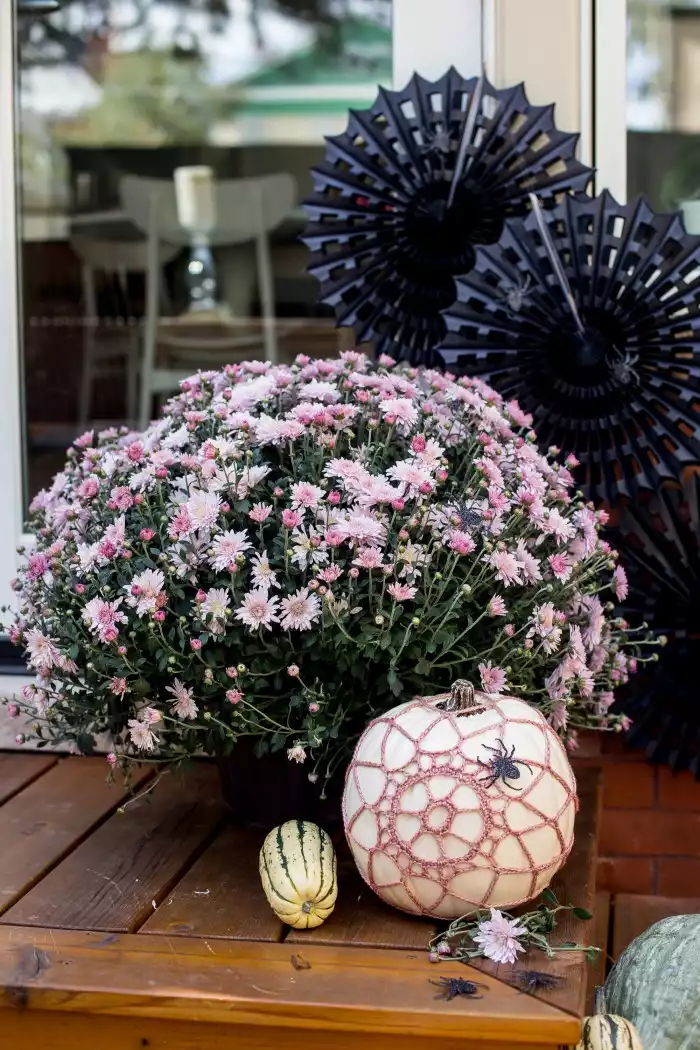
top-left (488, 595), bottom-right (507, 617)
top-left (226, 689), bottom-right (243, 704)
top-left (282, 509), bottom-right (303, 529)
top-left (472, 909), bottom-right (527, 965)
top-left (613, 565), bottom-right (629, 602)
top-left (190, 638), bottom-right (202, 651)
top-left (287, 664), bottom-right (300, 677)
top-left (139, 528), bottom-right (155, 541)
top-left (387, 583), bottom-right (417, 602)
top-left (479, 661), bottom-right (507, 694)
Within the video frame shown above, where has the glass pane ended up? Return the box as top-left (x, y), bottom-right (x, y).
top-left (628, 0), bottom-right (700, 214)
top-left (16, 0), bottom-right (392, 507)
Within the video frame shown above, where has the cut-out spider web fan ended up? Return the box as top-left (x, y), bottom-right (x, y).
top-left (610, 479), bottom-right (700, 775)
top-left (303, 68), bottom-right (592, 366)
top-left (439, 191), bottom-right (700, 504)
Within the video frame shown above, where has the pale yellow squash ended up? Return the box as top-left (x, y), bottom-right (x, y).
top-left (259, 820), bottom-right (337, 929)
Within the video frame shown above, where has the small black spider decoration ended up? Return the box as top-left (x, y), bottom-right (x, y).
top-left (512, 969), bottom-right (565, 993)
top-left (439, 190), bottom-right (700, 504)
top-left (478, 739), bottom-right (533, 790)
top-left (303, 67), bottom-right (592, 367)
top-left (608, 478), bottom-right (700, 775)
top-left (430, 977), bottom-right (485, 1001)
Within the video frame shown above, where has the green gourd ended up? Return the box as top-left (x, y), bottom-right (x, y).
top-left (604, 913), bottom-right (700, 1050)
top-left (259, 820), bottom-right (337, 929)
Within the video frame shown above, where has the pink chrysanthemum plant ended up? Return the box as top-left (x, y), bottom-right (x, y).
top-left (5, 353), bottom-right (656, 786)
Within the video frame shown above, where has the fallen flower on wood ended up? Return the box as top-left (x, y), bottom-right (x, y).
top-left (429, 890), bottom-right (600, 965)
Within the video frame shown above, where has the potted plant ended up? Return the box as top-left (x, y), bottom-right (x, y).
top-left (5, 353), bottom-right (652, 824)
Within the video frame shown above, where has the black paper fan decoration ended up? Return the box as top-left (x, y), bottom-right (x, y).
top-left (439, 190), bottom-right (700, 503)
top-left (610, 478), bottom-right (700, 774)
top-left (302, 67), bottom-right (592, 366)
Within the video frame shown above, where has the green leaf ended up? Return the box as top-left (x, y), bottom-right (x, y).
top-left (414, 658), bottom-right (432, 676)
top-left (542, 888), bottom-right (558, 907)
top-left (572, 907), bottom-right (593, 921)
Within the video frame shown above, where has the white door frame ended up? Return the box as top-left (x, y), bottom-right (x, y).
top-left (0, 0), bottom-right (25, 614)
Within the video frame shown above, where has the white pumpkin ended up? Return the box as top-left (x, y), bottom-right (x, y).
top-left (259, 820), bottom-right (338, 929)
top-left (343, 680), bottom-right (577, 918)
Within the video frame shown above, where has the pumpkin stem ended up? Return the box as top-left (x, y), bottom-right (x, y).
top-left (594, 985), bottom-right (606, 1015)
top-left (448, 680), bottom-right (476, 711)
top-left (301, 902), bottom-right (313, 914)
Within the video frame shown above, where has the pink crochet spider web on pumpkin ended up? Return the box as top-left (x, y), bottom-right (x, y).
top-left (343, 693), bottom-right (578, 919)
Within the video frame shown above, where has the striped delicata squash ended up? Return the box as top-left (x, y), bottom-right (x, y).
top-left (577, 988), bottom-right (644, 1050)
top-left (259, 820), bottom-right (337, 929)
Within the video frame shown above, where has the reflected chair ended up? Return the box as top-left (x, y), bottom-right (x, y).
top-left (119, 173), bottom-right (297, 429)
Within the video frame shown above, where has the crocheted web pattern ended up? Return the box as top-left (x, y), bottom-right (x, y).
top-left (343, 695), bottom-right (578, 919)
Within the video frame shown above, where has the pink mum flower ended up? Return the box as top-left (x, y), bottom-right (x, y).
top-left (479, 661), bottom-right (507, 693)
top-left (282, 509), bottom-right (303, 529)
top-left (280, 587), bottom-right (321, 631)
top-left (353, 546), bottom-right (385, 570)
top-left (318, 564), bottom-right (342, 583)
top-left (24, 629), bottom-right (61, 673)
top-left (125, 568), bottom-right (165, 617)
top-left (449, 530), bottom-right (476, 556)
top-left (109, 677), bottom-right (127, 696)
top-left (489, 549), bottom-right (523, 587)
top-left (250, 552), bottom-right (279, 591)
top-left (613, 565), bottom-right (628, 602)
top-left (488, 595), bottom-right (507, 617)
top-left (387, 583), bottom-right (417, 602)
top-left (290, 481), bottom-right (325, 510)
top-left (200, 587), bottom-right (231, 633)
top-left (235, 589), bottom-right (280, 632)
top-left (83, 596), bottom-right (128, 643)
top-left (379, 397), bottom-right (418, 432)
top-left (185, 489), bottom-right (222, 532)
top-left (472, 909), bottom-right (526, 964)
top-left (548, 553), bottom-right (573, 582)
top-left (166, 679), bottom-right (198, 719)
top-left (249, 502), bottom-right (273, 524)
top-left (209, 529), bottom-right (252, 572)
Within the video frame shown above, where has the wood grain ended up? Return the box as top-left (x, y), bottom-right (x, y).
top-left (0, 925), bottom-right (580, 1046)
top-left (470, 768), bottom-right (602, 1020)
top-left (612, 893), bottom-right (700, 960)
top-left (0, 758), bottom-right (150, 917)
top-left (0, 1010), bottom-right (559, 1050)
top-left (0, 754), bottom-right (57, 806)
top-left (287, 852), bottom-right (438, 950)
top-left (141, 823), bottom-right (284, 942)
top-left (586, 891), bottom-right (611, 1014)
top-left (2, 764), bottom-right (225, 932)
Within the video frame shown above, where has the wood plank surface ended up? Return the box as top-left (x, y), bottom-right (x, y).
top-left (586, 891), bottom-right (611, 1014)
top-left (0, 925), bottom-right (580, 1046)
top-left (0, 758), bottom-right (151, 917)
top-left (0, 1010), bottom-right (560, 1050)
top-left (2, 765), bottom-right (225, 932)
top-left (0, 753), bottom-right (57, 806)
top-left (612, 893), bottom-right (700, 960)
top-left (141, 823), bottom-right (284, 942)
top-left (469, 768), bottom-right (602, 1020)
top-left (287, 852), bottom-right (438, 951)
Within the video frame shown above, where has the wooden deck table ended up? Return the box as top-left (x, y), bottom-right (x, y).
top-left (0, 755), bottom-right (601, 1049)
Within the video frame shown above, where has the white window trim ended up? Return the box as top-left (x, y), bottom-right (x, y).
top-left (594, 0), bottom-right (627, 201)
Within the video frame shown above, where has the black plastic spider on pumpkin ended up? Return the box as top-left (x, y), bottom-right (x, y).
top-left (430, 977), bottom-right (485, 1001)
top-left (478, 739), bottom-right (533, 791)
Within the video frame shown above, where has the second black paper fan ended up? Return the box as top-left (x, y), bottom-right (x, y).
top-left (439, 190), bottom-right (700, 503)
top-left (303, 67), bottom-right (592, 366)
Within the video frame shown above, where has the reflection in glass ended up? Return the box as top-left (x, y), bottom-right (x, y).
top-left (16, 0), bottom-right (392, 505)
top-left (628, 0), bottom-right (700, 216)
